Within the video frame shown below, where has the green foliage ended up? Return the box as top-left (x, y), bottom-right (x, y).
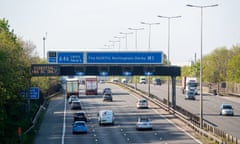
top-left (227, 53), bottom-right (240, 82)
top-left (181, 45), bottom-right (240, 83)
top-left (0, 18), bottom-right (53, 143)
top-left (181, 61), bottom-right (199, 77)
top-left (0, 18), bottom-right (60, 143)
top-left (202, 47), bottom-right (230, 83)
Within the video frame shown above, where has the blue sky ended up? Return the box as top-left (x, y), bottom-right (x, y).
top-left (1, 0), bottom-right (240, 64)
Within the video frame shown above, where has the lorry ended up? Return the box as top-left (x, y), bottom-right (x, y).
top-left (85, 76), bottom-right (98, 95)
top-left (66, 77), bottom-right (79, 98)
top-left (182, 76), bottom-right (198, 95)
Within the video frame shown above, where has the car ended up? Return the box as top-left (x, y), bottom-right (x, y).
top-left (103, 88), bottom-right (112, 95)
top-left (99, 80), bottom-right (105, 84)
top-left (73, 111), bottom-right (88, 122)
top-left (68, 95), bottom-right (79, 104)
top-left (111, 78), bottom-right (119, 83)
top-left (137, 98), bottom-right (148, 109)
top-left (98, 110), bottom-right (115, 126)
top-left (185, 90), bottom-right (196, 100)
top-left (71, 101), bottom-right (82, 110)
top-left (152, 78), bottom-right (161, 85)
top-left (103, 93), bottom-right (113, 102)
top-left (220, 104), bottom-right (234, 116)
top-left (136, 117), bottom-right (152, 130)
top-left (139, 77), bottom-right (147, 84)
top-left (72, 121), bottom-right (88, 134)
top-left (121, 78), bottom-right (128, 84)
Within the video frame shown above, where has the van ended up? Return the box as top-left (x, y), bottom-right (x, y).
top-left (98, 110), bottom-right (115, 126)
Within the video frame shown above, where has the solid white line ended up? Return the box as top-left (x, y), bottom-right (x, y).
top-left (152, 108), bottom-right (202, 144)
top-left (130, 93), bottom-right (202, 144)
top-left (61, 96), bottom-right (67, 144)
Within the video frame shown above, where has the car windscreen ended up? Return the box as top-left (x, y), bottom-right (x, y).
top-left (223, 105), bottom-right (232, 109)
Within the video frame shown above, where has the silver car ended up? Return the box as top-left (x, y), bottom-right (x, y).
top-left (220, 104), bottom-right (234, 116)
top-left (136, 117), bottom-right (152, 130)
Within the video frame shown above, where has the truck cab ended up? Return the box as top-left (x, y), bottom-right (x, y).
top-left (182, 76), bottom-right (198, 95)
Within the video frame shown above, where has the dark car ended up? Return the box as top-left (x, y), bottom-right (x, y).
top-left (103, 88), bottom-right (112, 95)
top-left (103, 94), bottom-right (113, 102)
top-left (152, 78), bottom-right (161, 85)
top-left (71, 101), bottom-right (82, 110)
top-left (185, 90), bottom-right (196, 100)
top-left (73, 111), bottom-right (87, 122)
top-left (68, 95), bottom-right (79, 104)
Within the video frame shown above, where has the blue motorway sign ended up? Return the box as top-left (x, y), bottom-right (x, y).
top-left (57, 52), bottom-right (84, 64)
top-left (87, 52), bottom-right (163, 64)
top-left (48, 57), bottom-right (57, 63)
top-left (30, 87), bottom-right (40, 99)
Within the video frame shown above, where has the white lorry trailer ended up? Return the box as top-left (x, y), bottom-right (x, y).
top-left (66, 77), bottom-right (79, 98)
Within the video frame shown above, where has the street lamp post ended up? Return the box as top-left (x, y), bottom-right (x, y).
top-left (157, 15), bottom-right (181, 110)
top-left (104, 44), bottom-right (114, 49)
top-left (43, 32), bottom-right (47, 60)
top-left (141, 22), bottom-right (160, 51)
top-left (128, 28), bottom-right (144, 51)
top-left (43, 36), bottom-right (46, 59)
top-left (187, 4), bottom-right (218, 129)
top-left (114, 36), bottom-right (125, 51)
top-left (141, 22), bottom-right (160, 97)
top-left (109, 40), bottom-right (120, 50)
top-left (120, 32), bottom-right (133, 50)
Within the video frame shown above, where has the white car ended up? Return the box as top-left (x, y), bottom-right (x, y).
top-left (220, 104), bottom-right (234, 116)
top-left (137, 98), bottom-right (148, 109)
top-left (136, 117), bottom-right (152, 130)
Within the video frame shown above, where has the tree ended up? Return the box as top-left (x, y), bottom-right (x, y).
top-left (202, 47), bottom-right (230, 83)
top-left (227, 53), bottom-right (240, 83)
top-left (0, 18), bottom-right (32, 143)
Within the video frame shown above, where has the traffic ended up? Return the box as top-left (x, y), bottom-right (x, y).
top-left (34, 77), bottom-right (202, 144)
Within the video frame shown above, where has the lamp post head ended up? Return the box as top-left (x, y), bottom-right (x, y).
top-left (186, 4), bottom-right (218, 8)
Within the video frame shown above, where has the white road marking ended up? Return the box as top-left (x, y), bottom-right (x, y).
top-left (61, 97), bottom-right (67, 144)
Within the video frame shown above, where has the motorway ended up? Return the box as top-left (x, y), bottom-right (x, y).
top-left (34, 83), bottom-right (200, 144)
top-left (132, 82), bottom-right (240, 139)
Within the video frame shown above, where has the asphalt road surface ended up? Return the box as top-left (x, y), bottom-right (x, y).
top-left (34, 83), bottom-right (201, 144)
top-left (133, 82), bottom-right (240, 139)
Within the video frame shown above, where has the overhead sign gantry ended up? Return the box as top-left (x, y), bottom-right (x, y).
top-left (31, 51), bottom-right (180, 77)
top-left (31, 50), bottom-right (180, 109)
